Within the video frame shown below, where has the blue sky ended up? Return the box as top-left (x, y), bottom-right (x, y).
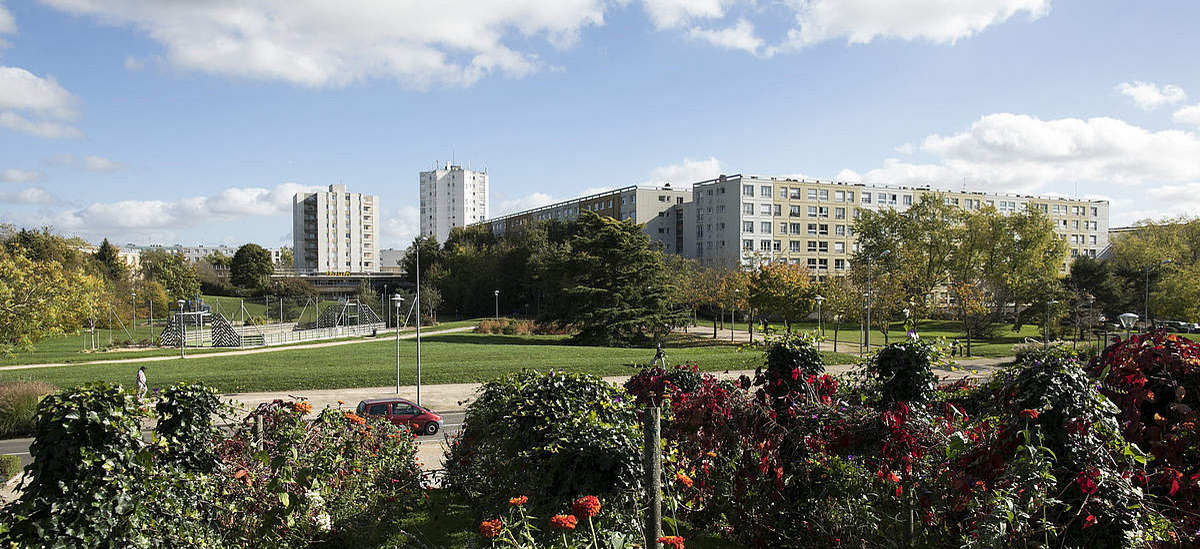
top-left (1, 0), bottom-right (1198, 249)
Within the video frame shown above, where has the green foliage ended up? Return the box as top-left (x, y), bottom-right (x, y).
top-left (0, 454), bottom-right (19, 482)
top-left (94, 238), bottom-right (129, 282)
top-left (0, 383), bottom-right (147, 547)
top-left (230, 244), bottom-right (274, 292)
top-left (763, 332), bottom-right (825, 378)
top-left (748, 263), bottom-right (814, 329)
top-left (0, 247), bottom-right (105, 354)
top-left (140, 249), bottom-right (200, 301)
top-left (277, 247), bottom-right (293, 269)
top-left (0, 380), bottom-right (56, 437)
top-left (863, 338), bottom-right (941, 406)
top-left (444, 370), bottom-right (641, 516)
top-left (154, 384), bottom-right (226, 472)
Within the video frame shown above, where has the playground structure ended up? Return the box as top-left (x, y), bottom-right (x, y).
top-left (158, 298), bottom-right (386, 349)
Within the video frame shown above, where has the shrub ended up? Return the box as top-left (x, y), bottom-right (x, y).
top-left (445, 370), bottom-right (641, 517)
top-left (1011, 339), bottom-right (1082, 362)
top-left (0, 454), bottom-right (19, 482)
top-left (862, 338), bottom-right (941, 406)
top-left (155, 383), bottom-right (227, 472)
top-left (0, 380), bottom-right (55, 438)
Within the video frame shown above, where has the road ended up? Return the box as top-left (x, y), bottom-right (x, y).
top-left (1, 410), bottom-right (467, 471)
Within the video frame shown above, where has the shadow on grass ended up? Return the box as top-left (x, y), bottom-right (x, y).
top-left (421, 333), bottom-right (566, 346)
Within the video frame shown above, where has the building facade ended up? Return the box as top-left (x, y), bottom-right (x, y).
top-left (420, 163), bottom-right (489, 243)
top-left (687, 174), bottom-right (1110, 273)
top-left (292, 184), bottom-right (380, 274)
top-left (482, 184), bottom-right (691, 254)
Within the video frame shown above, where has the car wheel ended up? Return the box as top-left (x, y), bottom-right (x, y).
top-left (423, 422), bottom-right (440, 436)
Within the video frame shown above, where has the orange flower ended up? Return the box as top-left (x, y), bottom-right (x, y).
top-left (509, 495), bottom-right (528, 506)
top-left (675, 472), bottom-right (694, 488)
top-left (658, 535), bottom-right (686, 549)
top-left (337, 400), bottom-right (345, 405)
top-left (549, 514), bottom-right (577, 530)
top-left (572, 495), bottom-right (601, 518)
top-left (344, 412), bottom-right (366, 425)
top-left (479, 518), bottom-right (503, 538)
top-left (1019, 409), bottom-right (1039, 419)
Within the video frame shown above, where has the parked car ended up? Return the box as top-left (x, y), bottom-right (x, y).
top-left (355, 398), bottom-right (443, 435)
top-left (1162, 321), bottom-right (1192, 333)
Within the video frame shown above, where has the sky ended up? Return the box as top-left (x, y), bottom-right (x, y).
top-left (1, 0), bottom-right (1199, 249)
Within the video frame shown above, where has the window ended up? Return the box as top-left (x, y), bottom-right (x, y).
top-left (743, 240), bottom-right (753, 251)
top-left (743, 185), bottom-right (754, 197)
top-left (847, 191), bottom-right (854, 202)
top-left (862, 193), bottom-right (872, 204)
top-left (818, 224), bottom-right (829, 235)
top-left (773, 204), bottom-right (782, 216)
top-left (790, 188), bottom-right (802, 199)
top-left (834, 242), bottom-right (845, 253)
top-left (835, 259), bottom-right (846, 270)
top-left (760, 203), bottom-right (772, 215)
top-left (761, 222), bottom-right (772, 234)
top-left (790, 223), bottom-right (804, 234)
top-left (790, 241), bottom-right (802, 252)
top-left (760, 185), bottom-right (772, 197)
top-left (743, 203), bottom-right (754, 214)
top-left (779, 223), bottom-right (789, 234)
top-left (367, 404), bottom-right (388, 416)
top-left (819, 206), bottom-right (829, 218)
top-left (808, 189), bottom-right (818, 200)
top-left (835, 225), bottom-right (846, 236)
top-left (807, 241), bottom-right (817, 252)
top-left (808, 206), bottom-right (818, 217)
top-left (743, 221), bottom-right (754, 233)
top-left (818, 242), bottom-right (828, 253)
top-left (760, 240), bottom-right (772, 251)
top-left (773, 240), bottom-right (781, 252)
top-left (819, 190), bottom-right (829, 201)
top-left (780, 187), bottom-right (789, 198)
top-left (807, 223), bottom-right (818, 235)
top-left (903, 194), bottom-right (913, 206)
top-left (835, 207), bottom-right (846, 219)
top-left (835, 190), bottom-right (845, 202)
top-left (1092, 207), bottom-right (1099, 217)
top-left (1090, 235), bottom-right (1097, 245)
top-left (790, 205), bottom-right (802, 217)
top-left (807, 258), bottom-right (818, 269)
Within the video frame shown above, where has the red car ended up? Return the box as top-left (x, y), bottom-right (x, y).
top-left (355, 398), bottom-right (443, 435)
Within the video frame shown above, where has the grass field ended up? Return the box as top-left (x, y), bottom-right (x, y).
top-left (0, 331), bottom-right (859, 394)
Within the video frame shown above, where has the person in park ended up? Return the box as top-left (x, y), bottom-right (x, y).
top-left (136, 366), bottom-right (147, 400)
top-left (651, 343), bottom-right (667, 367)
top-left (952, 339), bottom-right (961, 357)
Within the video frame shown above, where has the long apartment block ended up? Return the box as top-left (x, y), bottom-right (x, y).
top-left (483, 185), bottom-right (692, 254)
top-left (686, 174), bottom-right (1109, 272)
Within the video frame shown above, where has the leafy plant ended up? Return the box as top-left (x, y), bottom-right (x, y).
top-left (862, 339), bottom-right (941, 406)
top-left (154, 383), bottom-right (227, 472)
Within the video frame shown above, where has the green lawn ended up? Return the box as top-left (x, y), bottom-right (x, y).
top-left (0, 319), bottom-right (480, 367)
top-left (0, 331), bottom-right (858, 394)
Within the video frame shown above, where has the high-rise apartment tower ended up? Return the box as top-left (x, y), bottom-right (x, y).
top-left (292, 184), bottom-right (380, 273)
top-left (420, 163), bottom-right (489, 243)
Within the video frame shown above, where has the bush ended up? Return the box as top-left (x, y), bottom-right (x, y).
top-left (476, 317), bottom-right (569, 336)
top-left (0, 380), bottom-right (55, 437)
top-left (445, 370), bottom-right (641, 517)
top-left (862, 338), bottom-right (941, 406)
top-left (0, 454), bottom-right (19, 482)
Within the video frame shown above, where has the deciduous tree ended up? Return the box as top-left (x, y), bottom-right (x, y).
top-left (230, 244), bottom-right (274, 292)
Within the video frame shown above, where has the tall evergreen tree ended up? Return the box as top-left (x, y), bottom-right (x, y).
top-left (94, 238), bottom-right (128, 282)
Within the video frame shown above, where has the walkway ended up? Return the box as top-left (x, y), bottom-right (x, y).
top-left (0, 326), bottom-right (476, 372)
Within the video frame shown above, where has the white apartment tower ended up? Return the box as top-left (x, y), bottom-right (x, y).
top-left (420, 163), bottom-right (489, 243)
top-left (293, 184), bottom-right (380, 273)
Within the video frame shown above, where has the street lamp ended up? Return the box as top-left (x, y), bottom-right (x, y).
top-left (866, 250), bottom-right (891, 353)
top-left (1044, 300), bottom-right (1059, 350)
top-left (131, 291), bottom-right (136, 339)
top-left (815, 295), bottom-right (825, 339)
top-left (494, 289), bottom-right (500, 320)
top-left (1145, 260), bottom-right (1172, 329)
top-left (731, 289), bottom-right (740, 342)
top-left (1119, 312), bottom-right (1139, 341)
top-left (393, 294), bottom-right (404, 394)
top-left (860, 292), bottom-right (868, 357)
top-left (177, 299), bottom-right (186, 358)
top-left (414, 242), bottom-right (423, 406)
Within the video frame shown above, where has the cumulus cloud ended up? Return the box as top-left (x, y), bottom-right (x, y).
top-left (641, 0), bottom-right (732, 29)
top-left (47, 183), bottom-right (322, 234)
top-left (0, 1), bottom-right (15, 35)
top-left (38, 0), bottom-right (607, 88)
top-left (688, 19), bottom-right (763, 54)
top-left (1, 168), bottom-right (41, 182)
top-left (643, 157), bottom-right (723, 187)
top-left (382, 205), bottom-right (420, 248)
top-left (494, 192), bottom-right (557, 216)
top-left (1116, 81), bottom-right (1187, 110)
top-left (774, 0), bottom-right (1049, 51)
top-left (83, 156), bottom-right (124, 172)
top-left (0, 66), bottom-right (83, 138)
top-left (1174, 104), bottom-right (1200, 127)
top-left (0, 187), bottom-right (55, 205)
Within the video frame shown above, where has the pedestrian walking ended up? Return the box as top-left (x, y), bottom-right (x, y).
top-left (952, 339), bottom-right (960, 357)
top-left (651, 343), bottom-right (667, 368)
top-left (136, 366), bottom-right (147, 400)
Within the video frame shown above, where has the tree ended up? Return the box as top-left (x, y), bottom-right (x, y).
top-left (549, 211), bottom-right (686, 346)
top-left (94, 239), bottom-right (128, 282)
top-left (139, 250), bottom-right (200, 302)
top-left (277, 247), bottom-right (293, 269)
top-left (230, 244), bottom-right (274, 292)
top-left (948, 281), bottom-right (990, 357)
top-left (717, 268), bottom-right (751, 334)
top-left (202, 251), bottom-right (231, 268)
top-left (817, 275), bottom-right (861, 353)
top-left (748, 263), bottom-right (814, 332)
top-left (0, 249), bottom-right (104, 354)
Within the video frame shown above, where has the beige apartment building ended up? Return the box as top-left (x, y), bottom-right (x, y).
top-left (685, 174), bottom-right (1110, 273)
top-left (292, 184), bottom-right (380, 274)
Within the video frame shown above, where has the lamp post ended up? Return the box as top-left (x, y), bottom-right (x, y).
top-left (731, 289), bottom-right (739, 342)
top-left (860, 292), bottom-right (868, 357)
top-left (1145, 260), bottom-right (1172, 329)
top-left (1119, 312), bottom-right (1139, 342)
top-left (815, 295), bottom-right (825, 339)
top-left (1044, 300), bottom-right (1058, 350)
top-left (866, 250), bottom-right (890, 353)
top-left (177, 299), bottom-right (186, 358)
top-left (415, 243), bottom-right (422, 406)
top-left (131, 291), bottom-right (136, 339)
top-left (393, 295), bottom-right (404, 394)
top-left (494, 289), bottom-right (500, 320)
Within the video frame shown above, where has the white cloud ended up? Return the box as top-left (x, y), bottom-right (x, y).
top-left (643, 156), bottom-right (723, 187)
top-left (1, 168), bottom-right (41, 182)
top-left (382, 205), bottom-right (420, 248)
top-left (495, 192), bottom-right (557, 216)
top-left (39, 0), bottom-right (608, 88)
top-left (0, 187), bottom-right (55, 205)
top-left (842, 113), bottom-right (1200, 193)
top-left (775, 0), bottom-right (1049, 51)
top-left (83, 156), bottom-right (124, 172)
top-left (1174, 104), bottom-right (1200, 127)
top-left (0, 1), bottom-right (15, 35)
top-left (123, 56), bottom-right (145, 71)
top-left (47, 183), bottom-right (322, 234)
top-left (1116, 81), bottom-right (1187, 110)
top-left (0, 65), bottom-right (83, 138)
top-left (688, 19), bottom-right (763, 54)
top-left (641, 0), bottom-right (731, 29)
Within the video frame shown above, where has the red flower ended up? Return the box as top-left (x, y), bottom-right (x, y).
top-left (657, 536), bottom-right (686, 549)
top-left (479, 519), bottom-right (503, 538)
top-left (509, 495), bottom-right (528, 506)
top-left (1083, 514), bottom-right (1096, 529)
top-left (549, 514), bottom-right (577, 530)
top-left (572, 495), bottom-right (601, 518)
top-left (1076, 469), bottom-right (1099, 495)
top-left (1019, 409), bottom-right (1038, 419)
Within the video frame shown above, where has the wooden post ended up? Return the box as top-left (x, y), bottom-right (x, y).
top-left (643, 402), bottom-right (662, 549)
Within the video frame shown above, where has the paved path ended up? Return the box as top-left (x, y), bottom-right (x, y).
top-left (0, 326), bottom-right (476, 372)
